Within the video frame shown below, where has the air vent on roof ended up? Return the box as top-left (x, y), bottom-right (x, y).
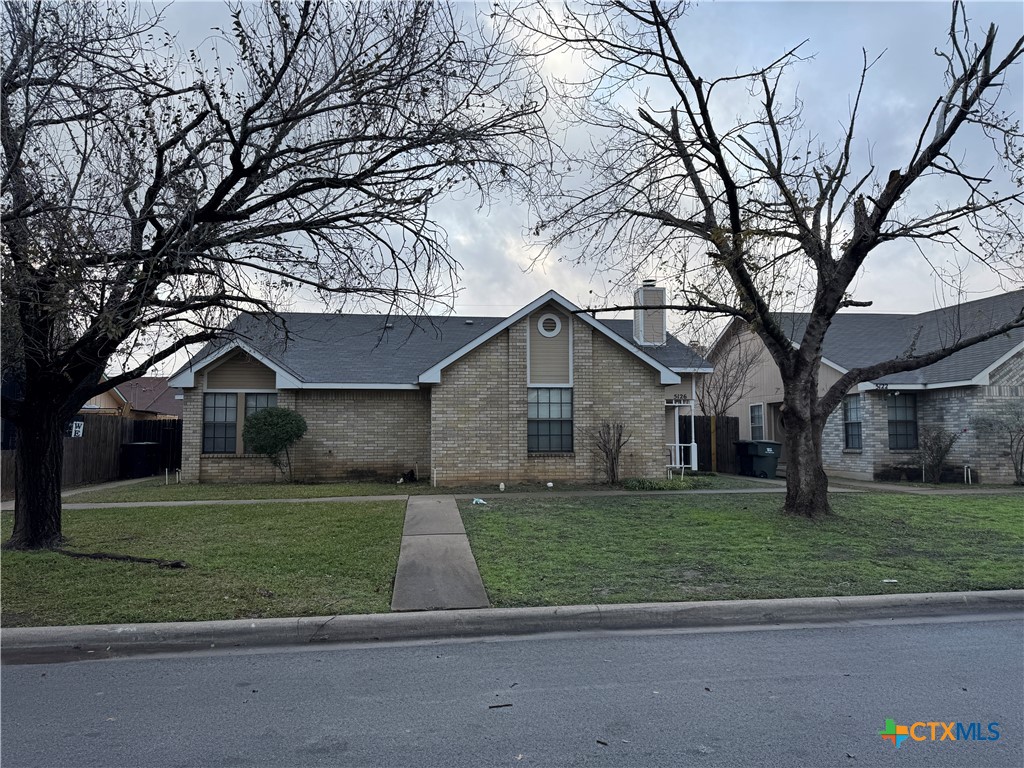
top-left (465, 320), bottom-right (474, 325)
top-left (384, 323), bottom-right (394, 329)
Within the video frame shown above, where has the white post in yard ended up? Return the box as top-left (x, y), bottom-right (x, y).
top-left (673, 400), bottom-right (680, 472)
top-left (690, 376), bottom-right (697, 471)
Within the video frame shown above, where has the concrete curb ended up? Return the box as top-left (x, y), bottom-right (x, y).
top-left (3, 590), bottom-right (1021, 664)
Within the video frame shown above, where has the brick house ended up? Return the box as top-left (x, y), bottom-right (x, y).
top-left (706, 290), bottom-right (1023, 484)
top-left (168, 288), bottom-right (711, 485)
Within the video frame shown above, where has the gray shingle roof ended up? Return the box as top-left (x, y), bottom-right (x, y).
top-left (182, 311), bottom-right (711, 386)
top-left (772, 290), bottom-right (1023, 385)
top-left (599, 320), bottom-right (712, 370)
top-left (121, 376), bottom-right (183, 417)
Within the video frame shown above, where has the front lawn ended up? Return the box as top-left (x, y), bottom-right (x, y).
top-left (461, 494), bottom-right (1024, 607)
top-left (1, 501), bottom-right (404, 627)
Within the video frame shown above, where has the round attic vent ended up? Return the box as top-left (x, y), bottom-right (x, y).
top-left (537, 313), bottom-right (562, 338)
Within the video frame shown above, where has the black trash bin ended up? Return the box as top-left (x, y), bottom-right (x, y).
top-left (120, 442), bottom-right (161, 479)
top-left (734, 440), bottom-right (756, 476)
top-left (749, 440), bottom-right (782, 478)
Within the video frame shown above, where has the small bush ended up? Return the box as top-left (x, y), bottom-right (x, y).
top-left (243, 408), bottom-right (308, 481)
top-left (619, 476), bottom-right (712, 491)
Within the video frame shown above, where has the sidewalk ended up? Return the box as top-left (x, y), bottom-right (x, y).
top-left (390, 496), bottom-right (488, 612)
top-left (9, 476), bottom-right (1015, 514)
top-left (6, 481), bottom-right (864, 512)
top-left (825, 477), bottom-right (1024, 495)
top-left (0, 476), bottom-right (157, 511)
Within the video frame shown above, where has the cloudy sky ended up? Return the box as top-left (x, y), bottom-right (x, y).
top-left (156, 0), bottom-right (1023, 342)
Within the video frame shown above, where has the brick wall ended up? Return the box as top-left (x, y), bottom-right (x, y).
top-left (820, 349), bottom-right (1023, 484)
top-left (184, 378), bottom-right (431, 483)
top-left (180, 376), bottom-right (203, 482)
top-left (429, 316), bottom-right (668, 485)
top-left (589, 331), bottom-right (666, 479)
top-left (965, 350), bottom-right (1024, 483)
top-left (291, 389), bottom-right (431, 482)
top-left (821, 391), bottom-right (877, 480)
top-left (430, 330), bottom-right (512, 485)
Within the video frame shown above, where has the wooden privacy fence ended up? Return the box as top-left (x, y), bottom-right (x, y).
top-left (64, 414), bottom-right (123, 486)
top-left (122, 418), bottom-right (183, 478)
top-left (679, 415), bottom-right (740, 474)
top-left (0, 414), bottom-right (182, 492)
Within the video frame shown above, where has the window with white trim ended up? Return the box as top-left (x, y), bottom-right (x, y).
top-left (843, 394), bottom-right (862, 450)
top-left (750, 404), bottom-right (764, 441)
top-left (528, 388), bottom-right (573, 452)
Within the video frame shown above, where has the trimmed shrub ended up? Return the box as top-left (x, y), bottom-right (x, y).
top-left (242, 407), bottom-right (308, 481)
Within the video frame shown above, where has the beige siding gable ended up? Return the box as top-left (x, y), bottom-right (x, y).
top-left (712, 323), bottom-right (849, 439)
top-left (528, 307), bottom-right (571, 385)
top-left (81, 390), bottom-right (124, 411)
top-left (204, 351), bottom-right (277, 390)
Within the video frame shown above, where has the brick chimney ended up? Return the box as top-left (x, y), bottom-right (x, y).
top-left (633, 279), bottom-right (666, 346)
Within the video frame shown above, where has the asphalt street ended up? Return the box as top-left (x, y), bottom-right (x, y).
top-left (2, 615), bottom-right (1021, 768)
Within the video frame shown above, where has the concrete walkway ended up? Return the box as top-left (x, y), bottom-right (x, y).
top-left (390, 495), bottom-right (489, 612)
top-left (0, 476), bottom-right (157, 511)
top-left (825, 477), bottom-right (1023, 495)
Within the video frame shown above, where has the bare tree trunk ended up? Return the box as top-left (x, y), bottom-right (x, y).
top-left (6, 408), bottom-right (65, 550)
top-left (782, 400), bottom-right (831, 518)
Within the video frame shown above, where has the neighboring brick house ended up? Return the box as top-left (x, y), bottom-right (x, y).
top-left (168, 289), bottom-right (711, 485)
top-left (707, 290), bottom-right (1024, 484)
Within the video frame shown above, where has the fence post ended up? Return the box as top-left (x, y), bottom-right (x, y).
top-left (711, 415), bottom-right (718, 473)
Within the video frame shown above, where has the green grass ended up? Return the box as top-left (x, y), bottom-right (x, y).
top-left (617, 474), bottom-right (773, 491)
top-left (65, 474), bottom-right (766, 504)
top-left (1, 501), bottom-right (404, 627)
top-left (461, 493), bottom-right (1024, 607)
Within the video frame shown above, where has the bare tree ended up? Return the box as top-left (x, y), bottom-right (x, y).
top-left (695, 326), bottom-right (764, 418)
top-left (1, 0), bottom-right (548, 549)
top-left (594, 422), bottom-right (630, 484)
top-left (508, 0), bottom-right (1024, 517)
